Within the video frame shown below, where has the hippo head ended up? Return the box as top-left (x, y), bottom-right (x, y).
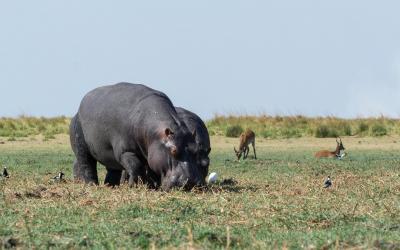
top-left (195, 142), bottom-right (211, 181)
top-left (148, 127), bottom-right (204, 191)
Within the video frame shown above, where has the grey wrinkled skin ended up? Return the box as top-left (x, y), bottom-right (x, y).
top-left (69, 82), bottom-right (203, 190)
top-left (121, 107), bottom-right (211, 187)
top-left (175, 107), bottom-right (211, 180)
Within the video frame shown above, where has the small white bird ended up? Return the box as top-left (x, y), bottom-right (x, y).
top-left (52, 172), bottom-right (65, 182)
top-left (323, 176), bottom-right (332, 188)
top-left (207, 172), bottom-right (218, 184)
top-left (2, 166), bottom-right (9, 178)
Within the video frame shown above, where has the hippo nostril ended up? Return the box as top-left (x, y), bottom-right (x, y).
top-left (201, 159), bottom-right (210, 167)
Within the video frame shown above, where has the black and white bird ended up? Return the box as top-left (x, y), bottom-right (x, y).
top-left (52, 172), bottom-right (65, 182)
top-left (2, 166), bottom-right (9, 178)
top-left (323, 176), bottom-right (332, 188)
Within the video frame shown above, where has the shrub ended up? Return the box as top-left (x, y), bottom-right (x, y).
top-left (44, 133), bottom-right (56, 141)
top-left (370, 123), bottom-right (387, 136)
top-left (314, 125), bottom-right (338, 138)
top-left (315, 125), bottom-right (329, 138)
top-left (225, 125), bottom-right (243, 138)
top-left (358, 122), bottom-right (369, 134)
top-left (280, 128), bottom-right (301, 138)
top-left (343, 124), bottom-right (352, 136)
top-left (208, 129), bottom-right (216, 136)
top-left (260, 129), bottom-right (276, 139)
top-left (7, 136), bottom-right (16, 141)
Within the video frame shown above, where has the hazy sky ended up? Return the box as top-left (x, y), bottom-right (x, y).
top-left (1, 1), bottom-right (400, 120)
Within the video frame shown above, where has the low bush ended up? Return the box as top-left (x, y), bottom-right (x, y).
top-left (315, 125), bottom-right (338, 138)
top-left (370, 123), bottom-right (387, 136)
top-left (225, 125), bottom-right (244, 138)
top-left (260, 128), bottom-right (278, 139)
top-left (280, 128), bottom-right (301, 138)
top-left (358, 122), bottom-right (369, 134)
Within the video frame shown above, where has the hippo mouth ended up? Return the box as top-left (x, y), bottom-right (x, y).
top-left (161, 179), bottom-right (193, 191)
top-left (160, 162), bottom-right (204, 191)
top-left (161, 175), bottom-right (200, 191)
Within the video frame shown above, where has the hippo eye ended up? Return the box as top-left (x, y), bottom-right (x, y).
top-left (184, 146), bottom-right (191, 154)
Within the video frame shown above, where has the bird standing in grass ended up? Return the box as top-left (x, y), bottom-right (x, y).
top-left (323, 176), bottom-right (332, 188)
top-left (52, 172), bottom-right (65, 182)
top-left (2, 166), bottom-right (9, 178)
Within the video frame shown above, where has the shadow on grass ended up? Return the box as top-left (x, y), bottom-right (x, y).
top-left (194, 178), bottom-right (260, 193)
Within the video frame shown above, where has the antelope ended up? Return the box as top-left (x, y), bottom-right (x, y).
top-left (314, 137), bottom-right (345, 159)
top-left (234, 129), bottom-right (257, 160)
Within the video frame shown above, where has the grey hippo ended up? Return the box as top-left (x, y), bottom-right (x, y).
top-left (121, 106), bottom-right (211, 187)
top-left (70, 82), bottom-right (204, 190)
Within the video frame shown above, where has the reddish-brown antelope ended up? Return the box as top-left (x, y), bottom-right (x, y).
top-left (314, 137), bottom-right (345, 159)
top-left (234, 129), bottom-right (257, 160)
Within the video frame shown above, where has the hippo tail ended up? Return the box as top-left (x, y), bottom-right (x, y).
top-left (69, 114), bottom-right (90, 157)
top-left (69, 114), bottom-right (80, 155)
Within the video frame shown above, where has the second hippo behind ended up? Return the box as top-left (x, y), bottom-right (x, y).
top-left (70, 82), bottom-right (204, 191)
top-left (175, 107), bottom-right (211, 181)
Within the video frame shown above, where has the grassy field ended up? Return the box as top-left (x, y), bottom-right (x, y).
top-left (1, 115), bottom-right (400, 141)
top-left (207, 115), bottom-right (400, 138)
top-left (0, 135), bottom-right (399, 249)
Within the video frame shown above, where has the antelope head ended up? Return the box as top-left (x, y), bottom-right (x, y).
top-left (233, 147), bottom-right (241, 160)
top-left (336, 137), bottom-right (345, 151)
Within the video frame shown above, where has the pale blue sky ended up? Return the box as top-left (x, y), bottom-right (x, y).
top-left (1, 1), bottom-right (400, 119)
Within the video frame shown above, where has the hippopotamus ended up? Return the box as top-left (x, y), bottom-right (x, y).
top-left (175, 107), bottom-right (211, 179)
top-left (69, 82), bottom-right (203, 190)
top-left (121, 107), bottom-right (211, 186)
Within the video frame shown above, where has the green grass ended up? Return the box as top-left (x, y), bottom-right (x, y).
top-left (207, 115), bottom-right (400, 138)
top-left (0, 116), bottom-right (70, 140)
top-left (1, 115), bottom-right (399, 141)
top-left (0, 137), bottom-right (399, 249)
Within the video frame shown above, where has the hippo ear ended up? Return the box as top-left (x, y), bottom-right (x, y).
top-left (192, 129), bottom-right (197, 138)
top-left (170, 146), bottom-right (178, 156)
top-left (207, 147), bottom-right (211, 155)
top-left (165, 128), bottom-right (174, 137)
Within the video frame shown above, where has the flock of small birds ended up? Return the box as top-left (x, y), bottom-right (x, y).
top-left (1, 166), bottom-right (66, 183)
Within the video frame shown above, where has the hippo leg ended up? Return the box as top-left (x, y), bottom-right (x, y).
top-left (119, 152), bottom-right (145, 187)
top-left (70, 115), bottom-right (99, 185)
top-left (104, 169), bottom-right (122, 186)
top-left (121, 167), bottom-right (159, 189)
top-left (120, 170), bottom-right (129, 184)
top-left (120, 170), bottom-right (132, 185)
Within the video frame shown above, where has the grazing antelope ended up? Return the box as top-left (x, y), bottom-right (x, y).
top-left (234, 129), bottom-right (257, 160)
top-left (314, 137), bottom-right (345, 159)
